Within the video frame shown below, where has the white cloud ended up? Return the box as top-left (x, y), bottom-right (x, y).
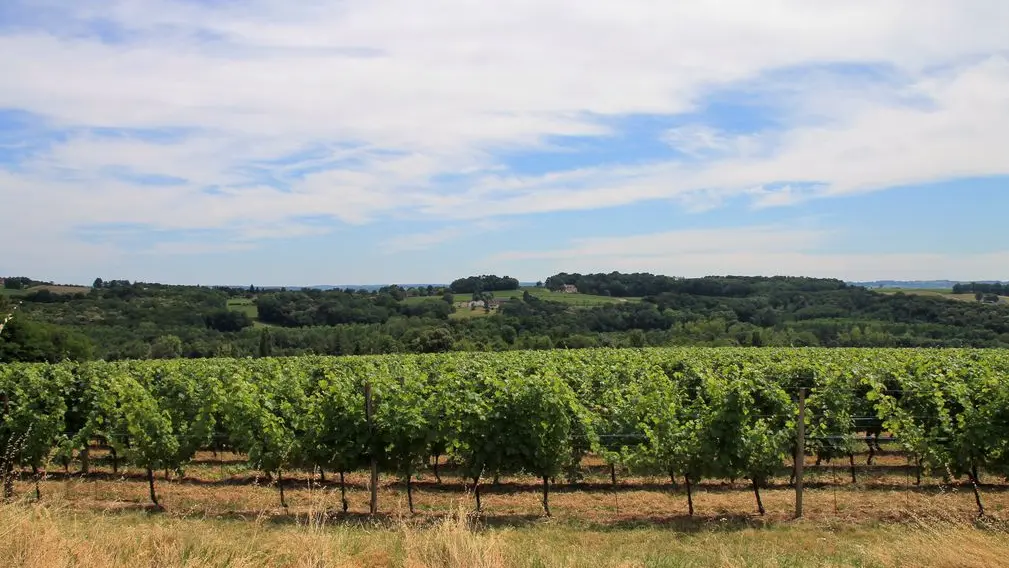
top-left (422, 55), bottom-right (1009, 219)
top-left (662, 125), bottom-right (766, 159)
top-left (493, 226), bottom-right (1009, 281)
top-left (2, 0), bottom-right (1009, 278)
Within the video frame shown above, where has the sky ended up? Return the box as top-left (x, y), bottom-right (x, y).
top-left (1, 1), bottom-right (1009, 286)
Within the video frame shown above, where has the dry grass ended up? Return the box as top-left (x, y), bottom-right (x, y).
top-left (8, 447), bottom-right (1009, 566)
top-left (4, 502), bottom-right (1009, 567)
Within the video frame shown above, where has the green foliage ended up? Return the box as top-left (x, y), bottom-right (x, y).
top-left (2, 277), bottom-right (37, 290)
top-left (303, 363), bottom-right (367, 475)
top-left (11, 273), bottom-right (1009, 362)
top-left (3, 347), bottom-right (1009, 517)
top-left (149, 335), bottom-right (183, 359)
top-left (135, 360), bottom-right (221, 475)
top-left (102, 365), bottom-right (180, 473)
top-left (0, 364), bottom-right (69, 478)
top-left (0, 317), bottom-right (93, 363)
top-left (220, 359), bottom-right (308, 477)
top-left (449, 275), bottom-right (520, 294)
top-left (204, 309), bottom-right (253, 332)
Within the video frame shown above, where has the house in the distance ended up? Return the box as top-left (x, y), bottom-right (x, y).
top-left (560, 284), bottom-right (578, 294)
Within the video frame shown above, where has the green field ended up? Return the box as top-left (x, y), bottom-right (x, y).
top-left (226, 297), bottom-right (259, 318)
top-left (449, 306), bottom-right (495, 319)
top-left (226, 297), bottom-right (274, 327)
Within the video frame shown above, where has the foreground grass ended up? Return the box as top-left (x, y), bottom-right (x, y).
top-left (11, 448), bottom-right (1009, 566)
top-left (4, 503), bottom-right (1009, 567)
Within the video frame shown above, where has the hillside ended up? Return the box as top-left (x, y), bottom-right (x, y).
top-left (5, 272), bottom-right (1009, 362)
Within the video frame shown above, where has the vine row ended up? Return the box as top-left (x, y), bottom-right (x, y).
top-left (2, 347), bottom-right (1008, 516)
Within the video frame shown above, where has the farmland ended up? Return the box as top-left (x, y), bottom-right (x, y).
top-left (4, 347), bottom-right (1009, 515)
top-left (5, 347), bottom-right (1009, 566)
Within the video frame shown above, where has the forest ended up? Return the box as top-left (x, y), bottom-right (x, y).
top-left (3, 272), bottom-right (1009, 362)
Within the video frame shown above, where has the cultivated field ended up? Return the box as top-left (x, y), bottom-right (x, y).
top-left (6, 348), bottom-right (1009, 566)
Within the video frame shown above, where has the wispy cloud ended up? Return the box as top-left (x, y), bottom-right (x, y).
top-left (661, 124), bottom-right (765, 160)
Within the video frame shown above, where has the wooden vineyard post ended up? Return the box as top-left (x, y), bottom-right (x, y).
top-left (1, 391), bottom-right (11, 501)
top-left (365, 382), bottom-right (379, 515)
top-left (795, 387), bottom-right (806, 519)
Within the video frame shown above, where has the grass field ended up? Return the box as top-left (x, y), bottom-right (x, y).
top-left (227, 297), bottom-right (259, 318)
top-left (226, 297), bottom-right (275, 327)
top-left (7, 444), bottom-right (1009, 566)
top-left (450, 306), bottom-right (496, 320)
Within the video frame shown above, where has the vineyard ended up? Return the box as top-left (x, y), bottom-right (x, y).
top-left (2, 347), bottom-right (1009, 520)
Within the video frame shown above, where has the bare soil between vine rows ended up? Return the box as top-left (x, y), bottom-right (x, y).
top-left (10, 445), bottom-right (1009, 528)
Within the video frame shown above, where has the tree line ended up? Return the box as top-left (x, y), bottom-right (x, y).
top-left (7, 274), bottom-right (1009, 363)
top-left (952, 282), bottom-right (1008, 295)
top-left (449, 275), bottom-right (520, 294)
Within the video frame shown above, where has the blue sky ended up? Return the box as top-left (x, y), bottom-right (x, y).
top-left (2, 1), bottom-right (1009, 286)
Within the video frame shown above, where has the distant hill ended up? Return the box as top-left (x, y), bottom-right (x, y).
top-left (10, 272), bottom-right (1009, 363)
top-left (849, 280), bottom-right (1003, 289)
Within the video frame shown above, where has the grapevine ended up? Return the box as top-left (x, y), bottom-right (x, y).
top-left (0, 347), bottom-right (1008, 517)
